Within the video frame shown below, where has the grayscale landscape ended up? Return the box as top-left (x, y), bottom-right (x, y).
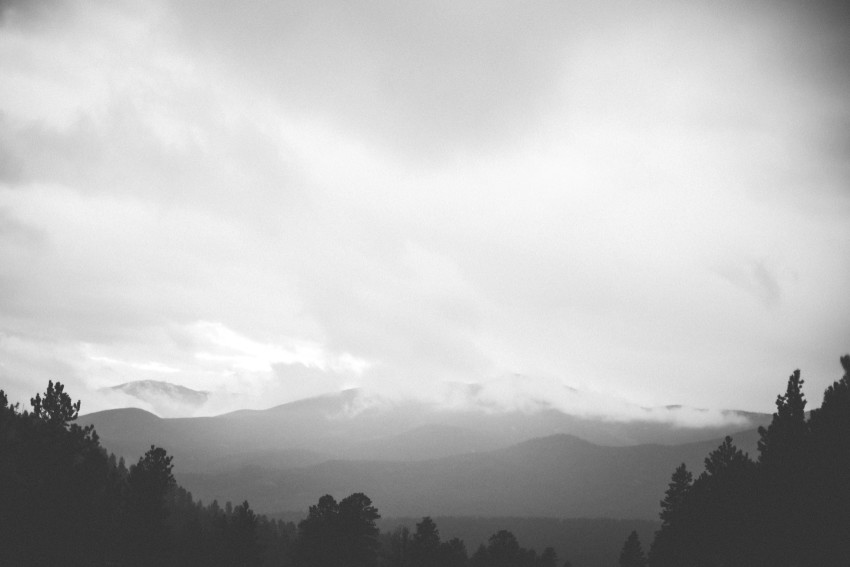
top-left (1, 0), bottom-right (848, 565)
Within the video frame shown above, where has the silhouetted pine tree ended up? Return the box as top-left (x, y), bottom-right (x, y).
top-left (439, 537), bottom-right (469, 567)
top-left (0, 381), bottom-right (111, 566)
top-left (382, 526), bottom-right (412, 567)
top-left (410, 516), bottom-right (441, 567)
top-left (805, 355), bottom-right (850, 565)
top-left (295, 494), bottom-right (342, 566)
top-left (339, 492), bottom-right (382, 567)
top-left (124, 445), bottom-right (176, 564)
top-left (1, 381), bottom-right (291, 566)
top-left (486, 530), bottom-right (522, 567)
top-left (618, 531), bottom-right (647, 567)
top-left (753, 369), bottom-right (811, 565)
top-left (538, 546), bottom-right (558, 567)
top-left (296, 492), bottom-right (381, 567)
top-left (648, 464), bottom-right (693, 566)
top-left (649, 355), bottom-right (850, 567)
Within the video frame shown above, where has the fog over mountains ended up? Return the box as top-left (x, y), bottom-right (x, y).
top-left (99, 380), bottom-right (211, 417)
top-left (80, 383), bottom-right (770, 518)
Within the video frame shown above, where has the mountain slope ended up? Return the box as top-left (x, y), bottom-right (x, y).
top-left (99, 380), bottom-right (210, 417)
top-left (178, 430), bottom-right (762, 519)
top-left (79, 388), bottom-right (770, 473)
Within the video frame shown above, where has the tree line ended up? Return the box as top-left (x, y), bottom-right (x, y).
top-left (0, 381), bottom-right (293, 566)
top-left (3, 353), bottom-right (849, 566)
top-left (0, 381), bottom-right (572, 566)
top-left (617, 355), bottom-right (850, 567)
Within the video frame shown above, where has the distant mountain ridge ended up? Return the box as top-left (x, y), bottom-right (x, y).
top-left (78, 387), bottom-right (772, 520)
top-left (79, 387), bottom-right (770, 473)
top-left (99, 380), bottom-right (210, 417)
top-left (177, 430), bottom-right (763, 519)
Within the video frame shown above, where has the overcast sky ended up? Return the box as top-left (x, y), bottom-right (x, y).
top-left (1, 0), bottom-right (848, 419)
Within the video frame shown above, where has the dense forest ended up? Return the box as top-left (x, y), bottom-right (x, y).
top-left (0, 381), bottom-right (568, 566)
top-left (1, 355), bottom-right (848, 566)
top-left (645, 355), bottom-right (850, 567)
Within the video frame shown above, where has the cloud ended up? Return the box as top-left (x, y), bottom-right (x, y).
top-left (169, 0), bottom-right (582, 160)
top-left (0, 0), bottom-right (849, 419)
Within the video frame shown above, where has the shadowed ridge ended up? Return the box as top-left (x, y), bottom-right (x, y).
top-left (498, 433), bottom-right (597, 456)
top-left (79, 406), bottom-right (162, 422)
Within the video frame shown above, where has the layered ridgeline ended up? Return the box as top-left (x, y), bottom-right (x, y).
top-left (3, 356), bottom-right (849, 565)
top-left (79, 384), bottom-right (769, 518)
top-left (81, 384), bottom-right (766, 469)
top-left (100, 380), bottom-right (211, 417)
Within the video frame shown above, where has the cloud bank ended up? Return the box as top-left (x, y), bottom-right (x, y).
top-left (1, 0), bottom-right (848, 419)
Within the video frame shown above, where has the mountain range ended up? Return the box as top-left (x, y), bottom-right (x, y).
top-left (99, 380), bottom-right (210, 417)
top-left (79, 386), bottom-right (771, 519)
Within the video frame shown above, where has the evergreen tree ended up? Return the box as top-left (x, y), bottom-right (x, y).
top-left (1, 381), bottom-right (293, 566)
top-left (650, 436), bottom-right (756, 566)
top-left (383, 526), bottom-right (412, 567)
top-left (486, 530), bottom-right (521, 567)
top-left (650, 356), bottom-right (850, 567)
top-left (128, 445), bottom-right (176, 522)
top-left (804, 355), bottom-right (850, 564)
top-left (30, 380), bottom-right (81, 428)
top-left (755, 369), bottom-right (812, 565)
top-left (439, 537), bottom-right (469, 567)
top-left (125, 445), bottom-right (176, 564)
top-left (618, 531), bottom-right (646, 567)
top-left (1, 381), bottom-right (110, 565)
top-left (539, 546), bottom-right (558, 567)
top-left (296, 492), bottom-right (381, 567)
top-left (296, 494), bottom-right (342, 566)
top-left (469, 543), bottom-right (489, 567)
top-left (649, 463), bottom-right (693, 566)
top-left (658, 463), bottom-right (692, 527)
top-left (227, 500), bottom-right (261, 566)
top-left (410, 516), bottom-right (441, 567)
top-left (757, 370), bottom-right (808, 466)
top-left (339, 492), bottom-right (382, 567)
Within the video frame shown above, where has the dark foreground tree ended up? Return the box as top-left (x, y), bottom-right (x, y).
top-left (0, 381), bottom-right (109, 566)
top-left (619, 531), bottom-right (647, 567)
top-left (0, 382), bottom-right (288, 567)
top-left (340, 492), bottom-right (382, 567)
top-left (467, 528), bottom-right (556, 567)
top-left (648, 463), bottom-right (693, 565)
top-left (295, 492), bottom-right (381, 567)
top-left (649, 355), bottom-right (850, 567)
top-left (30, 380), bottom-right (82, 428)
top-left (410, 516), bottom-right (441, 567)
top-left (125, 445), bottom-right (176, 563)
top-left (804, 355), bottom-right (850, 564)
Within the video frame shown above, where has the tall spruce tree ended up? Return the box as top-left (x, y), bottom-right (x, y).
top-left (758, 370), bottom-right (808, 466)
top-left (296, 493), bottom-right (381, 567)
top-left (659, 463), bottom-right (692, 527)
top-left (805, 355), bottom-right (850, 564)
top-left (618, 531), bottom-right (647, 567)
top-left (125, 445), bottom-right (176, 564)
top-left (339, 492), bottom-right (382, 567)
top-left (410, 516), bottom-right (441, 567)
top-left (649, 463), bottom-right (693, 566)
top-left (755, 369), bottom-right (812, 565)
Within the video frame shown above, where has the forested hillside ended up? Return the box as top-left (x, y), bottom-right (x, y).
top-left (78, 385), bottom-right (770, 476)
top-left (0, 382), bottom-right (590, 566)
top-left (646, 355), bottom-right (850, 566)
top-left (2, 354), bottom-right (849, 565)
top-left (177, 431), bottom-right (760, 519)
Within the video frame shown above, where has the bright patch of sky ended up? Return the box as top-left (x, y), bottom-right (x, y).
top-left (1, 0), bottom-right (848, 419)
